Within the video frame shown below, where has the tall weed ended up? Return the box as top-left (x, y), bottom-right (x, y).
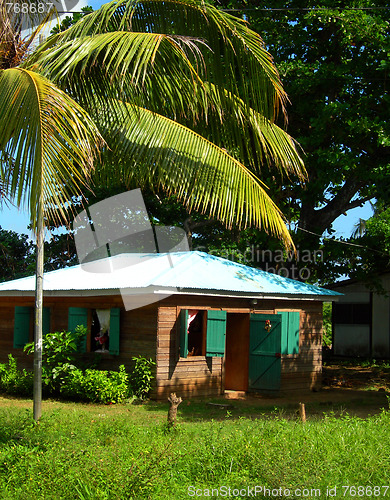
top-left (0, 355), bottom-right (33, 396)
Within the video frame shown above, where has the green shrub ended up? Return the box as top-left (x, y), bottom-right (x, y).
top-left (0, 354), bottom-right (33, 396)
top-left (58, 365), bottom-right (84, 400)
top-left (24, 326), bottom-right (86, 392)
top-left (129, 356), bottom-right (156, 399)
top-left (0, 350), bottom-right (131, 404)
top-left (59, 365), bottom-right (130, 404)
top-left (323, 302), bottom-right (332, 347)
top-left (2, 331), bottom-right (154, 403)
top-left (83, 365), bottom-right (130, 403)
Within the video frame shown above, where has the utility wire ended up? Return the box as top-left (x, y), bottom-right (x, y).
top-left (222, 6), bottom-right (390, 11)
top-left (297, 226), bottom-right (389, 257)
top-left (40, 6), bottom-right (390, 14)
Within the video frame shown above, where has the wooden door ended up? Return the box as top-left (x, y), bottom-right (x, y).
top-left (224, 313), bottom-right (250, 391)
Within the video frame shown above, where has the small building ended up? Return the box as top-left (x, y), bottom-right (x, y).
top-left (0, 251), bottom-right (339, 398)
top-left (331, 273), bottom-right (390, 358)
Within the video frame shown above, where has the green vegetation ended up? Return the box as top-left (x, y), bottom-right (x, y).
top-left (58, 365), bottom-right (130, 404)
top-left (0, 400), bottom-right (389, 499)
top-left (322, 302), bottom-right (332, 348)
top-left (0, 356), bottom-right (33, 397)
top-left (24, 327), bottom-right (87, 391)
top-left (2, 0), bottom-right (305, 244)
top-left (129, 355), bottom-right (156, 400)
top-left (0, 228), bottom-right (35, 282)
top-left (140, 0), bottom-right (389, 286)
top-left (23, 327), bottom-right (132, 402)
top-left (0, 328), bottom-right (156, 403)
top-left (0, 355), bottom-right (132, 404)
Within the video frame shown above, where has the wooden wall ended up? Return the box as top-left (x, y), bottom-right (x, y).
top-left (0, 295), bottom-right (158, 372)
top-left (1, 293), bottom-right (323, 399)
top-left (154, 301), bottom-right (223, 399)
top-left (280, 302), bottom-right (323, 393)
top-left (154, 295), bottom-right (323, 399)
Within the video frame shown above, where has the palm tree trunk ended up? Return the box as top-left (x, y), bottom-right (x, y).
top-left (33, 197), bottom-right (44, 422)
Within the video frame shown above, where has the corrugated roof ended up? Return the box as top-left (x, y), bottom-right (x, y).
top-left (0, 251), bottom-right (340, 298)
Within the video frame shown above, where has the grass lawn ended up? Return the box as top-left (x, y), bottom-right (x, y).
top-left (1, 395), bottom-right (389, 499)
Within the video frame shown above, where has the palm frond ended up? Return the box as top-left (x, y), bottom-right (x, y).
top-left (22, 0), bottom-right (303, 243)
top-left (29, 0), bottom-right (286, 122)
top-left (0, 67), bottom-right (104, 227)
top-left (98, 102), bottom-right (293, 248)
top-left (247, 109), bottom-right (305, 180)
top-left (198, 83), bottom-right (305, 179)
top-left (30, 29), bottom-right (303, 180)
top-left (28, 30), bottom-right (209, 121)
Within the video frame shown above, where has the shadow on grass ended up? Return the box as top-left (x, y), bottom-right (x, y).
top-left (141, 389), bottom-right (390, 423)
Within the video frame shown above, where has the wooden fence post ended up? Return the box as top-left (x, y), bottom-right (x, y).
top-left (299, 402), bottom-right (306, 423)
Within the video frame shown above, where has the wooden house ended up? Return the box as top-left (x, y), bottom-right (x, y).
top-left (0, 251), bottom-right (340, 398)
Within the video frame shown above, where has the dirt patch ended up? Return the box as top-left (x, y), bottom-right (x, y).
top-left (223, 388), bottom-right (388, 419)
top-left (322, 362), bottom-right (390, 392)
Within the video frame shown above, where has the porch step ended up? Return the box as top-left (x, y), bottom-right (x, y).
top-left (224, 390), bottom-right (247, 400)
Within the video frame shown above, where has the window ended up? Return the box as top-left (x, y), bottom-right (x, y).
top-left (13, 306), bottom-right (51, 349)
top-left (333, 303), bottom-right (370, 325)
top-left (68, 307), bottom-right (120, 355)
top-left (91, 309), bottom-right (111, 352)
top-left (179, 309), bottom-right (227, 358)
top-left (187, 310), bottom-right (205, 356)
top-left (277, 311), bottom-right (300, 355)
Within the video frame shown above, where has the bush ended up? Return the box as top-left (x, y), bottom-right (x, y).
top-left (0, 354), bottom-right (33, 396)
top-left (323, 302), bottom-right (332, 347)
top-left (129, 356), bottom-right (156, 399)
top-left (2, 329), bottom-right (155, 403)
top-left (24, 326), bottom-right (86, 392)
top-left (60, 365), bottom-right (130, 404)
top-left (22, 325), bottom-right (132, 403)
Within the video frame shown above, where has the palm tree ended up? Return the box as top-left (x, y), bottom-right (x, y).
top-left (30, 0), bottom-right (305, 246)
top-left (0, 2), bottom-right (104, 420)
top-left (351, 202), bottom-right (376, 238)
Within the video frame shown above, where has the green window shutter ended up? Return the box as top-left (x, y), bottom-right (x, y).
top-left (68, 307), bottom-right (88, 353)
top-left (288, 312), bottom-right (300, 354)
top-left (278, 311), bottom-right (300, 355)
top-left (43, 307), bottom-right (51, 337)
top-left (13, 306), bottom-right (31, 348)
top-left (109, 308), bottom-right (120, 355)
top-left (179, 309), bottom-right (188, 358)
top-left (206, 310), bottom-right (227, 357)
top-left (279, 311), bottom-right (289, 355)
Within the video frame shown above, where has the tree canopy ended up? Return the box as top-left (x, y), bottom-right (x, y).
top-left (161, 0), bottom-right (389, 284)
top-left (247, 0), bottom-right (390, 238)
top-left (0, 227), bottom-right (34, 281)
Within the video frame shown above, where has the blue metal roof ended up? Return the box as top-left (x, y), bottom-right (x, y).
top-left (0, 251), bottom-right (340, 298)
